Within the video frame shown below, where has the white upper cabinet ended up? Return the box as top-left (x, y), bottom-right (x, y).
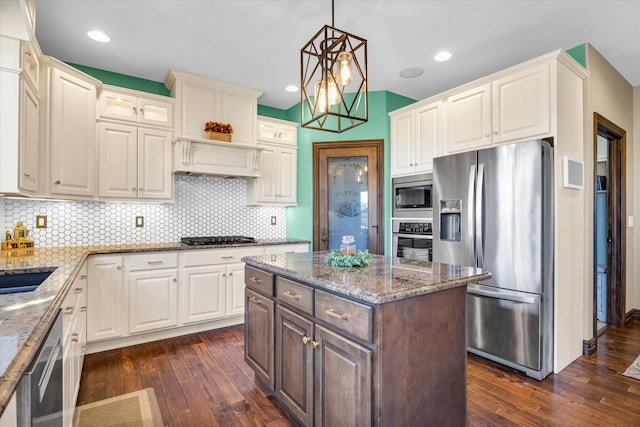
top-left (444, 61), bottom-right (551, 154)
top-left (41, 56), bottom-right (100, 198)
top-left (165, 69), bottom-right (263, 146)
top-left (0, 36), bottom-right (41, 196)
top-left (98, 122), bottom-right (173, 201)
top-left (390, 100), bottom-right (443, 177)
top-left (247, 116), bottom-right (298, 205)
top-left (257, 117), bottom-right (297, 145)
top-left (491, 62), bottom-right (551, 144)
top-left (446, 84), bottom-right (492, 153)
top-left (98, 86), bottom-right (174, 201)
top-left (99, 86), bottom-right (174, 128)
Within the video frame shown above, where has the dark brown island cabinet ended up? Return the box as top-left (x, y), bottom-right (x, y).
top-left (242, 252), bottom-right (491, 427)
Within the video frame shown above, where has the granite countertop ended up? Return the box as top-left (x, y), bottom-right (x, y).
top-left (0, 238), bottom-right (308, 414)
top-left (242, 252), bottom-right (492, 304)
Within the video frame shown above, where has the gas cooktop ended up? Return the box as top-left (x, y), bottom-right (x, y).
top-left (180, 236), bottom-right (257, 246)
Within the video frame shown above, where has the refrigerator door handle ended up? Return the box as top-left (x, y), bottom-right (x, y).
top-left (476, 163), bottom-right (485, 268)
top-left (468, 287), bottom-right (536, 304)
top-left (468, 164), bottom-right (476, 264)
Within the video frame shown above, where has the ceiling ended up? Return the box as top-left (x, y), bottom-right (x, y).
top-left (35, 1), bottom-right (640, 110)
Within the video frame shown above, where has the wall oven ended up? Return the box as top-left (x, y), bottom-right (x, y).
top-left (392, 173), bottom-right (433, 218)
top-left (392, 219), bottom-right (433, 261)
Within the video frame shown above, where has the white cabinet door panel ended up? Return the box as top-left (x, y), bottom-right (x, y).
top-left (181, 265), bottom-right (226, 324)
top-left (138, 128), bottom-right (172, 199)
top-left (128, 269), bottom-right (178, 334)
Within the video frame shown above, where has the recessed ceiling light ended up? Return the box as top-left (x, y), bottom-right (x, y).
top-left (285, 85), bottom-right (299, 92)
top-left (434, 51), bottom-right (452, 62)
top-left (399, 67), bottom-right (424, 79)
top-left (87, 30), bottom-right (110, 43)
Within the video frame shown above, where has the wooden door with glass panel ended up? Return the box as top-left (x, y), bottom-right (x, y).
top-left (313, 140), bottom-right (384, 254)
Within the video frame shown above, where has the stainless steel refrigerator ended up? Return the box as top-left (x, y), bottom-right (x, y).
top-left (433, 139), bottom-right (554, 380)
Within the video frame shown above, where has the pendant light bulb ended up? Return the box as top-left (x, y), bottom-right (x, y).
top-left (327, 75), bottom-right (339, 106)
top-left (315, 80), bottom-right (328, 113)
top-left (337, 51), bottom-right (353, 85)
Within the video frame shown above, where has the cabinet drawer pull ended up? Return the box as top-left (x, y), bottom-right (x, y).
top-left (80, 275), bottom-right (87, 280)
top-left (283, 291), bottom-right (300, 300)
top-left (64, 307), bottom-right (74, 315)
top-left (221, 256), bottom-right (235, 259)
top-left (147, 260), bottom-right (163, 265)
top-left (74, 287), bottom-right (83, 293)
top-left (248, 296), bottom-right (262, 304)
top-left (80, 306), bottom-right (87, 312)
top-left (248, 276), bottom-right (261, 284)
top-left (325, 308), bottom-right (348, 320)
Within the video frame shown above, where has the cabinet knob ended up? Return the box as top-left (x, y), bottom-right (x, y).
top-left (173, 277), bottom-right (177, 282)
top-left (132, 187), bottom-right (137, 191)
top-left (228, 272), bottom-right (233, 276)
top-left (484, 133), bottom-right (491, 138)
top-left (54, 180), bottom-right (61, 185)
top-left (493, 131), bottom-right (498, 135)
top-left (302, 336), bottom-right (310, 345)
top-left (139, 187), bottom-right (143, 191)
top-left (117, 266), bottom-right (122, 270)
top-left (310, 340), bottom-right (319, 349)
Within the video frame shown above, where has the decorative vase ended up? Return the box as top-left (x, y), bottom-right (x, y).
top-left (205, 131), bottom-right (232, 142)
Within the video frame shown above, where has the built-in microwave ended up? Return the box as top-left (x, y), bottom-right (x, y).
top-left (392, 173), bottom-right (433, 218)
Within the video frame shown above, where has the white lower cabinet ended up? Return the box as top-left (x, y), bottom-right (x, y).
top-left (62, 262), bottom-right (88, 427)
top-left (128, 266), bottom-right (179, 334)
top-left (181, 263), bottom-right (226, 324)
top-left (85, 245), bottom-right (306, 352)
top-left (87, 255), bottom-right (125, 342)
top-left (180, 247), bottom-right (263, 324)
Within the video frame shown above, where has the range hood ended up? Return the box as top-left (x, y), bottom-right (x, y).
top-left (173, 137), bottom-right (262, 178)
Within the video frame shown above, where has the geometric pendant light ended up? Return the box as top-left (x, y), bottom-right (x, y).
top-left (300, 0), bottom-right (368, 132)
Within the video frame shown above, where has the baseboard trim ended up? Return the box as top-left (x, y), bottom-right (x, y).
top-left (625, 308), bottom-right (640, 324)
top-left (86, 315), bottom-right (244, 354)
top-left (582, 336), bottom-right (597, 356)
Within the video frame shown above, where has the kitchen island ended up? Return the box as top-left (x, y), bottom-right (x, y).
top-left (242, 252), bottom-right (491, 426)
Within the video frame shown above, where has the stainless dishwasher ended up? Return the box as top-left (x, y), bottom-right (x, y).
top-left (17, 310), bottom-right (63, 426)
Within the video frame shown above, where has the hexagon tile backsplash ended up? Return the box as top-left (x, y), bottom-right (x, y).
top-left (0, 176), bottom-right (287, 247)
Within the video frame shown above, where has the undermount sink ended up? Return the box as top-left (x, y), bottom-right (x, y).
top-left (0, 267), bottom-right (57, 294)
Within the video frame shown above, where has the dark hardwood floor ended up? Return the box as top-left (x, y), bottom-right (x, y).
top-left (77, 320), bottom-right (640, 426)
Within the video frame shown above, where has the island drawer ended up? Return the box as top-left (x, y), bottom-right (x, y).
top-left (276, 277), bottom-right (313, 315)
top-left (245, 266), bottom-right (274, 296)
top-left (315, 290), bottom-right (372, 343)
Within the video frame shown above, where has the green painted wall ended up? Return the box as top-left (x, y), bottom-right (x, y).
top-left (67, 63), bottom-right (170, 96)
top-left (566, 44), bottom-right (586, 68)
top-left (257, 105), bottom-right (288, 120)
top-left (283, 91), bottom-right (416, 254)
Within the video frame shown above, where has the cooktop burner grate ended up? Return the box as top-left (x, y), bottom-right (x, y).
top-left (180, 236), bottom-right (257, 246)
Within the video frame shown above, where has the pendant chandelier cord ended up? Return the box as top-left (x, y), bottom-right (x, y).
top-left (332, 0), bottom-right (335, 27)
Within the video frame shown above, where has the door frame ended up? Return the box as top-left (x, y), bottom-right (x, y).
top-left (592, 112), bottom-right (626, 334)
top-left (312, 139), bottom-right (385, 254)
